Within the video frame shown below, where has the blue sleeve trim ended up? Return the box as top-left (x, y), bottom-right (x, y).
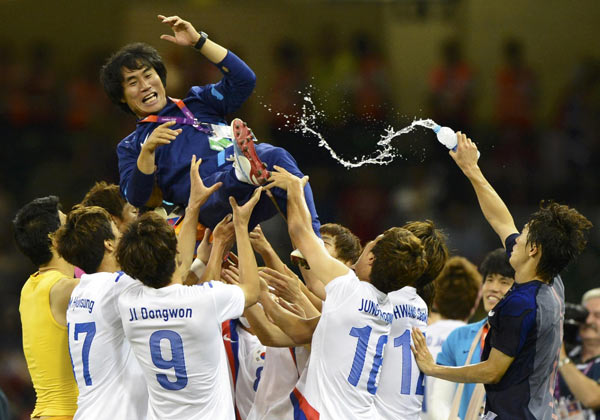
top-left (505, 232), bottom-right (520, 258)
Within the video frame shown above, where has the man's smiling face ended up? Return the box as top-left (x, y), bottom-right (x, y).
top-left (120, 65), bottom-right (167, 118)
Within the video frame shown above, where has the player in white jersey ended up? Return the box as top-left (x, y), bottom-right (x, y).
top-left (54, 205), bottom-right (148, 419)
top-left (375, 219), bottom-right (449, 420)
top-left (222, 318), bottom-right (266, 420)
top-left (264, 166), bottom-right (428, 419)
top-left (116, 157), bottom-right (262, 420)
top-left (375, 286), bottom-right (428, 419)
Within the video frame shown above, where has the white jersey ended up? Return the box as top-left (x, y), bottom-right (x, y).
top-left (422, 318), bottom-right (466, 420)
top-left (247, 346), bottom-right (310, 420)
top-left (294, 270), bottom-right (393, 420)
top-left (222, 319), bottom-right (266, 420)
top-left (374, 286), bottom-right (428, 420)
top-left (118, 280), bottom-right (245, 420)
top-left (67, 272), bottom-right (148, 420)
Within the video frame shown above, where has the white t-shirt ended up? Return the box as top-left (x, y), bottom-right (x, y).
top-left (222, 320), bottom-right (266, 420)
top-left (295, 270), bottom-right (393, 420)
top-left (374, 286), bottom-right (428, 420)
top-left (422, 318), bottom-right (466, 420)
top-left (67, 272), bottom-right (148, 420)
top-left (246, 346), bottom-right (310, 420)
top-left (118, 280), bottom-right (245, 420)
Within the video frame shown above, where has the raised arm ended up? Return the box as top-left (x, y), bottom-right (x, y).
top-left (450, 132), bottom-right (518, 245)
top-left (260, 267), bottom-right (321, 319)
top-left (249, 225), bottom-right (287, 272)
top-left (158, 14), bottom-right (227, 63)
top-left (229, 188), bottom-right (263, 308)
top-left (175, 156), bottom-right (222, 282)
top-left (196, 215), bottom-right (235, 284)
top-left (265, 166), bottom-right (349, 285)
top-left (260, 290), bottom-right (320, 345)
top-left (158, 14), bottom-right (255, 113)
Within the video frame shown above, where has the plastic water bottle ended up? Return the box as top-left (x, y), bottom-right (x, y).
top-left (433, 124), bottom-right (480, 158)
top-left (433, 125), bottom-right (458, 150)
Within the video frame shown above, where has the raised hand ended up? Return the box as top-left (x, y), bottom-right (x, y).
top-left (449, 132), bottom-right (479, 174)
top-left (249, 225), bottom-right (272, 254)
top-left (189, 155), bottom-right (223, 210)
top-left (195, 228), bottom-right (212, 265)
top-left (258, 266), bottom-right (302, 305)
top-left (229, 187), bottom-right (263, 226)
top-left (142, 121), bottom-right (181, 154)
top-left (264, 165), bottom-right (308, 192)
top-left (158, 15), bottom-right (201, 47)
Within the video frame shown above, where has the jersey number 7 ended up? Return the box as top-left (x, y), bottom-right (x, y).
top-left (70, 322), bottom-right (97, 387)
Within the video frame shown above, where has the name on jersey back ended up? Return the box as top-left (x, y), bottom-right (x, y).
top-left (358, 299), bottom-right (393, 324)
top-left (127, 306), bottom-right (193, 322)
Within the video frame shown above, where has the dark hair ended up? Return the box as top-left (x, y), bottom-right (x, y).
top-left (54, 206), bottom-right (115, 274)
top-left (403, 220), bottom-right (449, 307)
top-left (81, 181), bottom-right (129, 220)
top-left (100, 42), bottom-right (167, 115)
top-left (116, 212), bottom-right (177, 288)
top-left (527, 201), bottom-right (592, 281)
top-left (13, 196), bottom-right (62, 267)
top-left (479, 248), bottom-right (514, 281)
top-left (370, 227), bottom-right (428, 294)
top-left (434, 256), bottom-right (482, 320)
top-left (320, 223), bottom-right (362, 264)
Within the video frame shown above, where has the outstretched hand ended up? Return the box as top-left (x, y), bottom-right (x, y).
top-left (264, 165), bottom-right (308, 192)
top-left (411, 327), bottom-right (436, 376)
top-left (229, 187), bottom-right (263, 226)
top-left (189, 155), bottom-right (222, 210)
top-left (158, 14), bottom-right (201, 47)
top-left (449, 132), bottom-right (479, 174)
top-left (142, 121), bottom-right (181, 154)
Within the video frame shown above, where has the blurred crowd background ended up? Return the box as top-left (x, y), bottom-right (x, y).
top-left (1, 0), bottom-right (599, 417)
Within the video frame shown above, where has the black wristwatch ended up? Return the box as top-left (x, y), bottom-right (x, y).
top-left (194, 31), bottom-right (208, 50)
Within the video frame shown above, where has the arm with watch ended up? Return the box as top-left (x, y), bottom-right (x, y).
top-left (557, 344), bottom-right (600, 410)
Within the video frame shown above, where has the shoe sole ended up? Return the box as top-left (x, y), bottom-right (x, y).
top-left (231, 118), bottom-right (270, 185)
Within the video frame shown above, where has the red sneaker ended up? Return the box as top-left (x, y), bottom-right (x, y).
top-left (231, 118), bottom-right (270, 185)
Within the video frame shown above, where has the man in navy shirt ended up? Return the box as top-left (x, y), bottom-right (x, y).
top-left (100, 14), bottom-right (320, 234)
top-left (411, 132), bottom-right (592, 419)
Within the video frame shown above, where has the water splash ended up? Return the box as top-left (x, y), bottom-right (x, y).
top-left (295, 94), bottom-right (438, 169)
top-left (259, 89), bottom-right (440, 169)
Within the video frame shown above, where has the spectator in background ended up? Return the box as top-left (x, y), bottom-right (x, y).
top-left (422, 256), bottom-right (482, 419)
top-left (493, 38), bottom-right (539, 203)
top-left (433, 248), bottom-right (515, 420)
top-left (495, 38), bottom-right (538, 132)
top-left (266, 39), bottom-right (308, 134)
top-left (555, 288), bottom-right (600, 419)
top-left (429, 38), bottom-right (475, 131)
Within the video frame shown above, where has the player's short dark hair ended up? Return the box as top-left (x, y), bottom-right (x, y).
top-left (100, 42), bottom-right (167, 115)
top-left (116, 212), bottom-right (177, 288)
top-left (402, 220), bottom-right (449, 308)
top-left (479, 248), bottom-right (514, 281)
top-left (434, 256), bottom-right (482, 320)
top-left (526, 201), bottom-right (592, 282)
top-left (320, 223), bottom-right (362, 264)
top-left (370, 227), bottom-right (428, 294)
top-left (81, 181), bottom-right (129, 220)
top-left (13, 196), bottom-right (62, 267)
top-left (54, 206), bottom-right (115, 274)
